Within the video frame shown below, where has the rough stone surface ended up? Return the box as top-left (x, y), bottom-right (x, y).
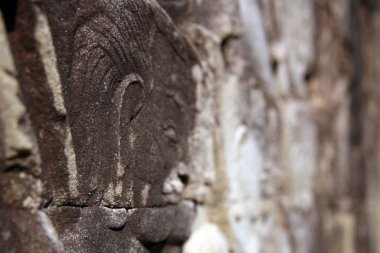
top-left (0, 10), bottom-right (62, 253)
top-left (1, 0), bottom-right (380, 252)
top-left (44, 0), bottom-right (197, 209)
top-left (7, 0), bottom-right (198, 252)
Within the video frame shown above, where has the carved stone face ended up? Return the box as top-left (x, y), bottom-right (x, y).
top-left (67, 0), bottom-right (196, 208)
top-left (44, 0), bottom-right (198, 251)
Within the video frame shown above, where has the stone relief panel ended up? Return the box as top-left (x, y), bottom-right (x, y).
top-left (11, 0), bottom-right (199, 252)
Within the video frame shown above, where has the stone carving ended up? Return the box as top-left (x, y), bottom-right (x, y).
top-left (11, 0), bottom-right (199, 252)
top-left (47, 0), bottom-right (197, 208)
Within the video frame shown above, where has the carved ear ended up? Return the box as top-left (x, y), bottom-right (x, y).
top-left (113, 73), bottom-right (145, 129)
top-left (106, 73), bottom-right (145, 203)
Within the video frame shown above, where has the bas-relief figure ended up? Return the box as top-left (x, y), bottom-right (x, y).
top-left (39, 0), bottom-right (198, 251)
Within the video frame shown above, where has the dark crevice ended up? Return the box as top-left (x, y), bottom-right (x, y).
top-left (43, 197), bottom-right (53, 208)
top-left (220, 34), bottom-right (240, 67)
top-left (5, 164), bottom-right (28, 173)
top-left (145, 240), bottom-right (167, 253)
top-left (178, 174), bottom-right (189, 185)
top-left (109, 225), bottom-right (125, 232)
top-left (0, 0), bottom-right (18, 33)
top-left (8, 149), bottom-right (31, 160)
top-left (52, 203), bottom-right (89, 208)
top-left (304, 67), bottom-right (315, 83)
top-left (3, 68), bottom-right (16, 78)
top-left (54, 113), bottom-right (67, 122)
top-left (220, 35), bottom-right (235, 50)
top-left (48, 203), bottom-right (181, 210)
top-left (271, 58), bottom-right (278, 74)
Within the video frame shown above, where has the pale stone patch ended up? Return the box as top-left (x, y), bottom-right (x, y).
top-left (34, 6), bottom-right (67, 116)
top-left (37, 211), bottom-right (65, 252)
top-left (64, 130), bottom-right (79, 198)
top-left (0, 13), bottom-right (33, 159)
top-left (140, 184), bottom-right (151, 206)
top-left (184, 223), bottom-right (229, 253)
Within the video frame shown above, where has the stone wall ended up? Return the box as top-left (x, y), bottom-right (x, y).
top-left (0, 0), bottom-right (379, 252)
